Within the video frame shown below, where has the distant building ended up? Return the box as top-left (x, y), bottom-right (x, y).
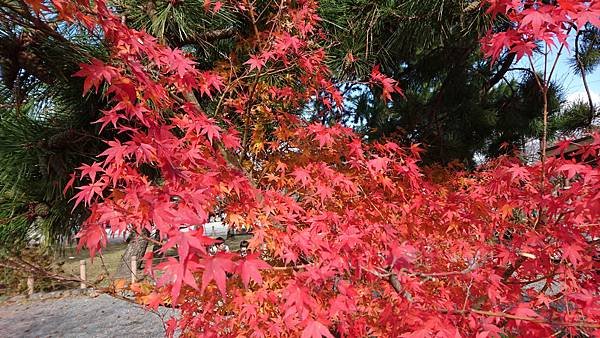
top-left (202, 221), bottom-right (229, 238)
top-left (545, 135), bottom-right (595, 160)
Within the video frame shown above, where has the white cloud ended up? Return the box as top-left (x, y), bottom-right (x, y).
top-left (566, 90), bottom-right (600, 105)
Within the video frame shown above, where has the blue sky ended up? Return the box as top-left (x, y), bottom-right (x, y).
top-left (547, 53), bottom-right (600, 104)
top-left (515, 33), bottom-right (600, 105)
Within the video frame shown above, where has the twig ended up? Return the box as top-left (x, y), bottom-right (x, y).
top-left (270, 263), bottom-right (312, 271)
top-left (441, 308), bottom-right (600, 329)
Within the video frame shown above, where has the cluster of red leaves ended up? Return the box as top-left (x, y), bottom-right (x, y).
top-left (22, 0), bottom-right (600, 336)
top-left (481, 0), bottom-right (600, 61)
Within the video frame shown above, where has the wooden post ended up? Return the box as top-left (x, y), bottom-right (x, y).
top-left (131, 255), bottom-right (137, 284)
top-left (79, 260), bottom-right (86, 289)
top-left (27, 276), bottom-right (34, 296)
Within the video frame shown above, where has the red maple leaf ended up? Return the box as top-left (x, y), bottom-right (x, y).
top-left (72, 59), bottom-right (119, 94)
top-left (142, 292), bottom-right (164, 310)
top-left (156, 257), bottom-right (200, 301)
top-left (24, 0), bottom-right (48, 14)
top-left (63, 172), bottom-right (76, 195)
top-left (557, 0), bottom-right (580, 12)
top-left (78, 162), bottom-right (104, 182)
top-left (162, 48), bottom-right (196, 77)
top-left (558, 163), bottom-right (589, 179)
top-left (574, 7), bottom-right (600, 28)
top-left (315, 182), bottom-right (334, 203)
top-left (370, 65), bottom-right (403, 101)
top-left (98, 139), bottom-right (130, 166)
top-left (292, 167), bottom-right (312, 186)
top-left (199, 252), bottom-right (235, 296)
top-left (245, 55), bottom-right (266, 71)
top-left (554, 139), bottom-right (573, 156)
top-left (301, 320), bottom-right (334, 338)
top-left (368, 156), bottom-right (390, 173)
top-left (72, 179), bottom-right (106, 208)
top-left (198, 71), bottom-right (224, 98)
top-left (562, 243), bottom-right (583, 267)
top-left (199, 120), bottom-right (222, 144)
top-left (314, 130), bottom-right (334, 148)
top-left (75, 222), bottom-right (107, 258)
top-left (511, 40), bottom-right (537, 61)
top-left (506, 164), bottom-right (530, 182)
top-left (222, 128), bottom-right (241, 149)
top-left (108, 77), bottom-right (137, 102)
top-left (161, 229), bottom-right (214, 258)
top-left (510, 304), bottom-right (540, 326)
top-left (236, 253), bottom-right (270, 288)
top-left (520, 7), bottom-right (554, 33)
top-left (389, 242), bottom-right (418, 270)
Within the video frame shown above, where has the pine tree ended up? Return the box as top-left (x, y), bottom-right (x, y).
top-left (317, 0), bottom-right (594, 164)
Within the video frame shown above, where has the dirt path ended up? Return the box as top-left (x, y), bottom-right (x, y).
top-left (0, 294), bottom-right (177, 337)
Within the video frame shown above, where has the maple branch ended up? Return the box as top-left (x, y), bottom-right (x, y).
top-left (1, 256), bottom-right (96, 288)
top-left (526, 56), bottom-right (544, 91)
top-left (244, 0), bottom-right (261, 42)
top-left (504, 271), bottom-right (561, 285)
top-left (547, 35), bottom-right (568, 85)
top-left (444, 308), bottom-right (600, 329)
top-left (401, 265), bottom-right (479, 278)
top-left (136, 231), bottom-right (164, 247)
top-left (270, 263), bottom-right (312, 271)
top-left (388, 273), bottom-right (403, 293)
top-left (501, 255), bottom-right (526, 283)
top-left (365, 261), bottom-right (481, 295)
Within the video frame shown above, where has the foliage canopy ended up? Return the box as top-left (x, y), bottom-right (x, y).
top-left (2, 0), bottom-right (600, 336)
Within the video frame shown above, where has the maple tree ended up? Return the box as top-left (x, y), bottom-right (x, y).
top-left (15, 0), bottom-right (600, 336)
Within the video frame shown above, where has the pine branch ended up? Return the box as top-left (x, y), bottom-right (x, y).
top-left (173, 27), bottom-right (238, 47)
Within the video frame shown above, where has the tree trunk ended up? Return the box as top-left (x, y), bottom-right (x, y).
top-left (116, 230), bottom-right (149, 278)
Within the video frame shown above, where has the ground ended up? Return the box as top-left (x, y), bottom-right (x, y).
top-left (0, 294), bottom-right (177, 337)
top-left (0, 234), bottom-right (251, 337)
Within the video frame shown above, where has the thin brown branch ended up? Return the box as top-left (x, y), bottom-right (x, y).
top-left (388, 273), bottom-right (403, 293)
top-left (173, 27), bottom-right (239, 47)
top-left (466, 308), bottom-right (600, 329)
top-left (270, 263), bottom-right (312, 271)
top-left (505, 271), bottom-right (561, 285)
top-left (501, 255), bottom-right (526, 283)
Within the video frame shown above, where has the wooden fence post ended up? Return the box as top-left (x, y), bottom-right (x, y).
top-left (80, 260), bottom-right (86, 289)
top-left (131, 255), bottom-right (137, 284)
top-left (27, 276), bottom-right (34, 296)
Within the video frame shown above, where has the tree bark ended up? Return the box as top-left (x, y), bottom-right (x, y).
top-left (116, 230), bottom-right (149, 278)
top-left (574, 30), bottom-right (596, 124)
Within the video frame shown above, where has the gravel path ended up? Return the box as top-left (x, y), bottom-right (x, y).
top-left (0, 294), bottom-right (177, 337)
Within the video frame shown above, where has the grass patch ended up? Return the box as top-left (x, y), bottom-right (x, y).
top-left (58, 242), bottom-right (129, 286)
top-left (58, 234), bottom-right (252, 286)
top-left (1, 234), bottom-right (255, 295)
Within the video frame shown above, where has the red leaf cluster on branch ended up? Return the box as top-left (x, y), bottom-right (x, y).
top-left (23, 0), bottom-right (600, 336)
top-left (481, 0), bottom-right (600, 61)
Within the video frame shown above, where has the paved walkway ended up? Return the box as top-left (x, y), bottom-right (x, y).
top-left (0, 294), bottom-right (177, 337)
